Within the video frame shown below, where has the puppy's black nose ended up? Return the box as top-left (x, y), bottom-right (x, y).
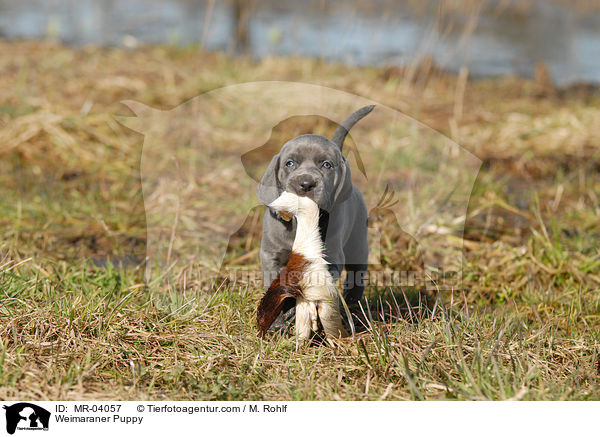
top-left (299, 178), bottom-right (316, 193)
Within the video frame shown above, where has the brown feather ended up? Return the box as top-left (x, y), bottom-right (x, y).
top-left (257, 252), bottom-right (308, 336)
top-left (257, 284), bottom-right (302, 336)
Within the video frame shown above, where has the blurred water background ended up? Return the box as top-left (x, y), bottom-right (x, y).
top-left (0, 0), bottom-right (599, 85)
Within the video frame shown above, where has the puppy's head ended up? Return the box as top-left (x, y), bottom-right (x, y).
top-left (258, 134), bottom-right (352, 212)
top-left (257, 105), bottom-right (374, 212)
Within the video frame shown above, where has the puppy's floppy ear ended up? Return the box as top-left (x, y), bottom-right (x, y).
top-left (257, 153), bottom-right (281, 206)
top-left (332, 157), bottom-right (353, 206)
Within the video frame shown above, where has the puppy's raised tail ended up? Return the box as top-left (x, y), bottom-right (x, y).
top-left (331, 104), bottom-right (375, 150)
top-left (257, 284), bottom-right (302, 337)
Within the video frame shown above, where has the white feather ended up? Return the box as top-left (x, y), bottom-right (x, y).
top-left (269, 191), bottom-right (347, 344)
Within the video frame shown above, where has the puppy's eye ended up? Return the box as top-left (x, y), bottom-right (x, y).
top-left (322, 161), bottom-right (333, 169)
top-left (285, 160), bottom-right (295, 168)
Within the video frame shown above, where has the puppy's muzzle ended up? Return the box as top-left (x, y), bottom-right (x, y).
top-left (292, 175), bottom-right (318, 194)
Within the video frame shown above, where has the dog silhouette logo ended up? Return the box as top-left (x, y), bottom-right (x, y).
top-left (119, 81), bottom-right (481, 290)
top-left (2, 403), bottom-right (50, 434)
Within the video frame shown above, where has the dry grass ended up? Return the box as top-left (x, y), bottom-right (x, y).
top-left (0, 39), bottom-right (599, 400)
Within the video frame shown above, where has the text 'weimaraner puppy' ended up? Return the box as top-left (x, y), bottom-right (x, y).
top-left (257, 105), bottom-right (375, 331)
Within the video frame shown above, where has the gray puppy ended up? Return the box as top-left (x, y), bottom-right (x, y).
top-left (257, 105), bottom-right (375, 330)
